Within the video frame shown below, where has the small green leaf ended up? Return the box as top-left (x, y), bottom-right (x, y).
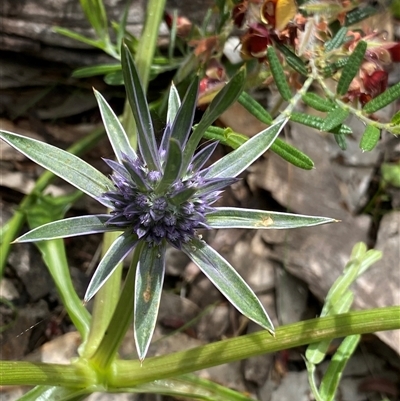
top-left (170, 76), bottom-right (199, 147)
top-left (272, 138), bottom-right (314, 170)
top-left (104, 70), bottom-right (124, 85)
top-left (15, 215), bottom-right (115, 243)
top-left (156, 139), bottom-right (183, 194)
top-left (121, 44), bottom-right (160, 170)
top-left (334, 132), bottom-right (347, 150)
top-left (183, 238), bottom-right (274, 334)
top-left (166, 83), bottom-right (181, 125)
top-left (205, 119), bottom-right (286, 179)
top-left (391, 110), bottom-right (400, 125)
top-left (363, 82), bottom-right (400, 114)
top-left (94, 89), bottom-right (137, 163)
top-left (322, 58), bottom-right (349, 77)
top-left (206, 208), bottom-right (336, 229)
top-left (169, 187), bottom-right (198, 206)
top-left (0, 130), bottom-right (113, 207)
top-left (85, 233), bottom-right (138, 302)
top-left (290, 112), bottom-right (352, 135)
top-left (302, 93), bottom-right (336, 113)
top-left (134, 244), bottom-right (166, 361)
top-left (345, 5), bottom-right (378, 26)
top-left (238, 92), bottom-right (273, 125)
top-left (53, 27), bottom-right (104, 50)
top-left (276, 44), bottom-right (309, 76)
top-left (183, 68), bottom-right (246, 171)
top-left (319, 335), bottom-right (361, 401)
top-left (79, 0), bottom-right (109, 39)
top-left (329, 124), bottom-right (353, 136)
top-left (322, 108), bottom-right (349, 131)
top-left (359, 125), bottom-right (380, 152)
top-left (324, 27), bottom-right (349, 52)
top-left (267, 46), bottom-right (292, 101)
top-left (203, 126), bottom-right (249, 149)
top-left (337, 40), bottom-right (367, 96)
top-left (203, 126), bottom-right (314, 170)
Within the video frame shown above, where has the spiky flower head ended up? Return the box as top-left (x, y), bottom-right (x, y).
top-left (102, 140), bottom-right (235, 249)
top-left (0, 45), bottom-right (335, 360)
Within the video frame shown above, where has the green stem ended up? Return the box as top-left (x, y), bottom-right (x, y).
top-left (80, 231), bottom-right (123, 359)
top-left (2, 307), bottom-right (398, 387)
top-left (0, 127), bottom-right (105, 278)
top-left (110, 306), bottom-right (400, 387)
top-left (90, 243), bottom-right (143, 371)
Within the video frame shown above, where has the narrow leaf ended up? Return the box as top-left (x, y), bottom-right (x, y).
top-left (276, 44), bottom-right (309, 76)
top-left (363, 81), bottom-right (400, 114)
top-left (337, 40), bottom-right (367, 96)
top-left (321, 108), bottom-right (349, 132)
top-left (345, 5), bottom-right (378, 26)
top-left (79, 0), bottom-right (108, 39)
top-left (203, 126), bottom-right (248, 149)
top-left (334, 132), bottom-right (347, 150)
top-left (121, 44), bottom-right (160, 170)
top-left (134, 244), bottom-right (166, 361)
top-left (206, 208), bottom-right (337, 229)
top-left (53, 27), bottom-right (104, 49)
top-left (94, 89), bottom-right (137, 163)
top-left (290, 112), bottom-right (352, 136)
top-left (359, 125), bottom-right (380, 152)
top-left (271, 138), bottom-right (314, 170)
top-left (323, 58), bottom-right (349, 77)
top-left (196, 177), bottom-right (238, 196)
top-left (169, 187), bottom-right (198, 206)
top-left (237, 92), bottom-right (273, 124)
top-left (171, 76), bottom-right (199, 147)
top-left (183, 68), bottom-right (246, 172)
top-left (15, 215), bottom-right (115, 242)
top-left (324, 27), bottom-right (348, 52)
top-left (205, 119), bottom-right (286, 179)
top-left (72, 64), bottom-right (121, 78)
top-left (319, 335), bottom-right (361, 401)
top-left (190, 141), bottom-right (219, 172)
top-left (202, 127), bottom-right (314, 170)
top-left (0, 130), bottom-right (113, 207)
top-left (85, 233), bottom-right (138, 302)
top-left (267, 46), bottom-right (292, 101)
top-left (166, 83), bottom-right (181, 125)
top-left (156, 139), bottom-right (183, 194)
top-left (182, 238), bottom-right (274, 333)
top-left (302, 93), bottom-right (336, 113)
top-left (390, 110), bottom-right (400, 125)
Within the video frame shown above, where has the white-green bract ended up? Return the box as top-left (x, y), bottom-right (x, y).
top-left (0, 45), bottom-right (336, 360)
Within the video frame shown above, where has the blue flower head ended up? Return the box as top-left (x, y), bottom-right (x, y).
top-left (0, 45), bottom-right (335, 360)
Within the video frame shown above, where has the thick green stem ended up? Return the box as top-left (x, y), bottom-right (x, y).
top-left (1, 307), bottom-right (398, 387)
top-left (110, 306), bottom-right (400, 387)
